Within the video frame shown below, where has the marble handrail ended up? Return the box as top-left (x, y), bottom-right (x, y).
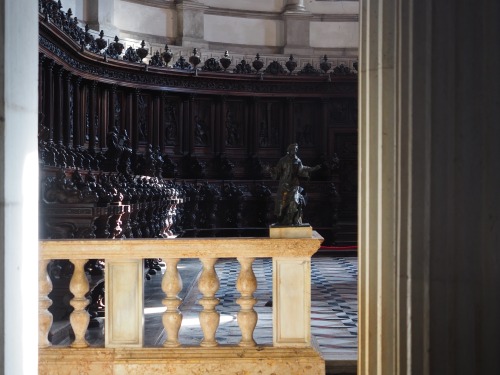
top-left (39, 233), bottom-right (323, 260)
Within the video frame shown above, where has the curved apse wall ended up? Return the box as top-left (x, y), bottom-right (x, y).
top-left (58, 0), bottom-right (359, 58)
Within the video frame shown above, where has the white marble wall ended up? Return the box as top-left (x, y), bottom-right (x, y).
top-left (308, 0), bottom-right (359, 14)
top-left (310, 21), bottom-right (358, 48)
top-left (204, 0), bottom-right (285, 12)
top-left (204, 15), bottom-right (284, 47)
top-left (61, 0), bottom-right (359, 57)
top-left (114, 1), bottom-right (176, 40)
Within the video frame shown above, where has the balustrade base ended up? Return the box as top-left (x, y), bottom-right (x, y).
top-left (39, 346), bottom-right (325, 374)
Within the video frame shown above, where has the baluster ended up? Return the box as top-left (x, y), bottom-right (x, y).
top-left (236, 257), bottom-right (258, 347)
top-left (198, 258), bottom-right (220, 347)
top-left (69, 258), bottom-right (90, 348)
top-left (39, 259), bottom-right (53, 348)
top-left (162, 258), bottom-right (183, 347)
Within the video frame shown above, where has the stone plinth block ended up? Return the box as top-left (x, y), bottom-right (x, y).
top-left (270, 224), bottom-right (313, 238)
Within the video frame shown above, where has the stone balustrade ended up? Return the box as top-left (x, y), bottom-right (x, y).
top-left (39, 233), bottom-right (325, 374)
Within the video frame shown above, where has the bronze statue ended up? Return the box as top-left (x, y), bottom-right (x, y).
top-left (269, 143), bottom-right (320, 226)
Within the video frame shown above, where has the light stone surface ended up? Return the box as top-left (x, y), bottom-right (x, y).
top-left (204, 0), bottom-right (285, 12)
top-left (308, 0), bottom-right (359, 14)
top-left (283, 14), bottom-right (314, 54)
top-left (39, 347), bottom-right (325, 374)
top-left (67, 0), bottom-right (359, 53)
top-left (310, 21), bottom-right (359, 48)
top-left (114, 1), bottom-right (174, 38)
top-left (2, 0), bottom-right (39, 373)
top-left (270, 225), bottom-right (313, 238)
top-left (39, 233), bottom-right (323, 260)
top-left (284, 0), bottom-right (308, 13)
top-left (105, 259), bottom-right (144, 347)
top-left (273, 257), bottom-right (311, 346)
top-left (176, 0), bottom-right (209, 47)
top-left (39, 234), bottom-right (324, 373)
top-left (204, 14), bottom-right (285, 47)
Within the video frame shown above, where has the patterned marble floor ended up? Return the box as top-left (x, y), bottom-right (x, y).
top-left (144, 256), bottom-right (358, 363)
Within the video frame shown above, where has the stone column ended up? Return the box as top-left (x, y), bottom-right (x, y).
top-left (282, 1), bottom-right (312, 55)
top-left (358, 0), bottom-right (500, 374)
top-left (176, 0), bottom-right (209, 49)
top-left (0, 0), bottom-right (39, 372)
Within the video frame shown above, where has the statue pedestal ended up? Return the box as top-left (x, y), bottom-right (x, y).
top-left (268, 224), bottom-right (316, 347)
top-left (269, 224), bottom-right (312, 239)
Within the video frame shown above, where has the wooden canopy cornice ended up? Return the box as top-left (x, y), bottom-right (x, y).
top-left (39, 15), bottom-right (357, 98)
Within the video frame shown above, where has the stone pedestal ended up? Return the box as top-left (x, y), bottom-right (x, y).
top-left (282, 12), bottom-right (313, 55)
top-left (269, 224), bottom-right (314, 347)
top-left (176, 0), bottom-right (209, 49)
top-left (269, 224), bottom-right (313, 239)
